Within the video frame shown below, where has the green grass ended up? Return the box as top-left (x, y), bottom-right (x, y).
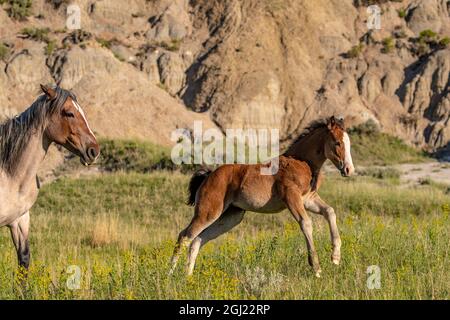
top-left (0, 42), bottom-right (9, 61)
top-left (56, 139), bottom-right (172, 175)
top-left (0, 172), bottom-right (448, 299)
top-left (349, 132), bottom-right (428, 166)
top-left (20, 27), bottom-right (50, 43)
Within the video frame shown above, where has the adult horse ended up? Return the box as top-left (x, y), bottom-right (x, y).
top-left (170, 116), bottom-right (355, 277)
top-left (0, 85), bottom-right (99, 269)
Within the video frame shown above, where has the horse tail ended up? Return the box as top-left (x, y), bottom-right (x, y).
top-left (187, 168), bottom-right (212, 206)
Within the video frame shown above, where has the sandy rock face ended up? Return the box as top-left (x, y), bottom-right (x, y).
top-left (406, 0), bottom-right (450, 34)
top-left (0, 0), bottom-right (449, 155)
top-left (146, 0), bottom-right (192, 42)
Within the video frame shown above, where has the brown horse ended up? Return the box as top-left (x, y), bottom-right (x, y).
top-left (0, 85), bottom-right (99, 269)
top-left (170, 116), bottom-right (354, 277)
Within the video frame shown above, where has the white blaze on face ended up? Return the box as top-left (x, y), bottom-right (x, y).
top-left (343, 132), bottom-right (355, 175)
top-left (72, 100), bottom-right (95, 138)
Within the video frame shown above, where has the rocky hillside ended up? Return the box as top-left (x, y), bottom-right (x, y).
top-left (0, 0), bottom-right (449, 156)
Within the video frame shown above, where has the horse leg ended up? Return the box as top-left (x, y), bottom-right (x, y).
top-left (283, 189), bottom-right (321, 277)
top-left (304, 194), bottom-right (341, 265)
top-left (169, 201), bottom-right (227, 275)
top-left (187, 206), bottom-right (245, 275)
top-left (8, 211), bottom-right (31, 270)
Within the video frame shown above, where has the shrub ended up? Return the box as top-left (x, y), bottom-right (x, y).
top-left (96, 38), bottom-right (112, 49)
top-left (98, 139), bottom-right (171, 173)
top-left (381, 37), bottom-right (395, 53)
top-left (5, 0), bottom-right (32, 20)
top-left (348, 119), bottom-right (380, 135)
top-left (21, 27), bottom-right (50, 42)
top-left (438, 36), bottom-right (450, 48)
top-left (397, 9), bottom-right (406, 18)
top-left (419, 29), bottom-right (437, 40)
top-left (0, 43), bottom-right (9, 61)
top-left (346, 43), bottom-right (364, 58)
top-left (158, 39), bottom-right (180, 52)
top-left (45, 40), bottom-right (56, 56)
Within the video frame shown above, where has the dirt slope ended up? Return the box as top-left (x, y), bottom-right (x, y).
top-left (0, 0), bottom-right (449, 154)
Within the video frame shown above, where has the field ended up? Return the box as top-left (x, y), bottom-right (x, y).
top-left (0, 132), bottom-right (449, 299)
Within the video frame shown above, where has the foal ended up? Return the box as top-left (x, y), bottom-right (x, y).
top-left (170, 116), bottom-right (354, 277)
top-left (0, 85), bottom-right (99, 269)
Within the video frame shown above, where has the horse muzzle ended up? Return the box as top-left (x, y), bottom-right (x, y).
top-left (81, 144), bottom-right (100, 166)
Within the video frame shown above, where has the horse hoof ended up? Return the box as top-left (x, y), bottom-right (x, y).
top-left (332, 258), bottom-right (340, 265)
top-left (315, 272), bottom-right (321, 278)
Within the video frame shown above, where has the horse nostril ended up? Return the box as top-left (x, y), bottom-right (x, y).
top-left (87, 147), bottom-right (98, 160)
top-left (345, 166), bottom-right (350, 175)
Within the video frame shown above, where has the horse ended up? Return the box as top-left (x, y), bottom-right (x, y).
top-left (170, 116), bottom-right (355, 277)
top-left (0, 84), bottom-right (99, 270)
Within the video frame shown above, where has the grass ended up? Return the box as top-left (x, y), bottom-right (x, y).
top-left (0, 172), bottom-right (448, 299)
top-left (56, 139), bottom-right (172, 175)
top-left (98, 139), bottom-right (173, 172)
top-left (0, 130), bottom-right (442, 299)
top-left (0, 42), bottom-right (9, 61)
top-left (20, 27), bottom-right (50, 42)
top-left (348, 124), bottom-right (428, 166)
top-left (357, 167), bottom-right (400, 181)
top-left (45, 40), bottom-right (56, 56)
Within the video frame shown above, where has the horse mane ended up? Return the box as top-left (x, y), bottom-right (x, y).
top-left (285, 116), bottom-right (345, 152)
top-left (0, 86), bottom-right (77, 175)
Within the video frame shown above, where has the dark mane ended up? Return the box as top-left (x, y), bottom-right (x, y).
top-left (284, 116), bottom-right (345, 152)
top-left (293, 118), bottom-right (328, 144)
top-left (0, 86), bottom-right (76, 175)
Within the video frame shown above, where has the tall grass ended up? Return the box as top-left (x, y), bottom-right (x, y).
top-left (0, 172), bottom-right (448, 299)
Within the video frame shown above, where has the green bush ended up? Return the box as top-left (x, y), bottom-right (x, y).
top-left (45, 39), bottom-right (56, 56)
top-left (397, 9), bottom-right (406, 18)
top-left (0, 43), bottom-right (9, 61)
top-left (96, 38), bottom-right (112, 49)
top-left (5, 0), bottom-right (32, 20)
top-left (158, 39), bottom-right (181, 52)
top-left (438, 36), bottom-right (450, 48)
top-left (419, 29), bottom-right (437, 40)
top-left (381, 37), bottom-right (395, 53)
top-left (98, 139), bottom-right (171, 173)
top-left (21, 27), bottom-right (50, 42)
top-left (346, 43), bottom-right (364, 58)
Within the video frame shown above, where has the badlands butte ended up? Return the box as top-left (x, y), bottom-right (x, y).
top-left (0, 0), bottom-right (449, 167)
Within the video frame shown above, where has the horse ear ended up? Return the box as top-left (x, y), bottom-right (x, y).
top-left (40, 84), bottom-right (56, 99)
top-left (337, 116), bottom-right (345, 129)
top-left (327, 116), bottom-right (336, 129)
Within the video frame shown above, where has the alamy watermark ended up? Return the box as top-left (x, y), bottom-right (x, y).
top-left (66, 4), bottom-right (81, 30)
top-left (66, 265), bottom-right (81, 290)
top-left (366, 265), bottom-right (381, 289)
top-left (171, 121), bottom-right (280, 175)
top-left (367, 5), bottom-right (381, 30)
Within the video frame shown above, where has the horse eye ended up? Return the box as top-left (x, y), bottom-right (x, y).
top-left (63, 111), bottom-right (75, 118)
